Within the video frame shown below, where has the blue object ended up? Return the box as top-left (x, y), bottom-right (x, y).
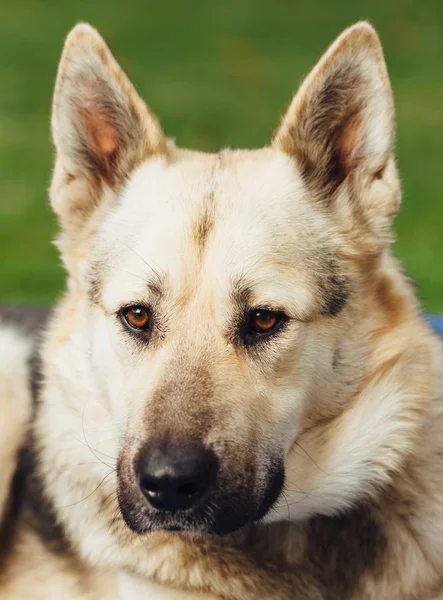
top-left (426, 314), bottom-right (443, 337)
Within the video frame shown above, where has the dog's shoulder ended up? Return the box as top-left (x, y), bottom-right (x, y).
top-left (0, 309), bottom-right (118, 598)
top-left (0, 309), bottom-right (70, 593)
top-left (0, 312), bottom-right (38, 526)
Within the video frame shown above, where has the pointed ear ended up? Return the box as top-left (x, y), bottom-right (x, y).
top-left (273, 23), bottom-right (395, 199)
top-left (51, 24), bottom-right (167, 226)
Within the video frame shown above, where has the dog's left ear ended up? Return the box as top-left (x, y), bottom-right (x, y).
top-left (274, 23), bottom-right (396, 204)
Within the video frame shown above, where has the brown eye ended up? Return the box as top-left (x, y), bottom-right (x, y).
top-left (250, 310), bottom-right (280, 333)
top-left (242, 309), bottom-right (286, 346)
top-left (123, 306), bottom-right (150, 330)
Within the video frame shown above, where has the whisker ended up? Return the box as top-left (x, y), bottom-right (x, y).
top-left (280, 489), bottom-right (292, 548)
top-left (101, 490), bottom-right (119, 513)
top-left (55, 470), bottom-right (115, 509)
top-left (44, 461), bottom-right (113, 488)
top-left (112, 266), bottom-right (153, 286)
top-left (117, 239), bottom-right (164, 288)
top-left (292, 440), bottom-right (327, 475)
top-left (80, 410), bottom-right (116, 469)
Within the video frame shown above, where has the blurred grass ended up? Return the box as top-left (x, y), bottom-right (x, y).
top-left (0, 0), bottom-right (442, 309)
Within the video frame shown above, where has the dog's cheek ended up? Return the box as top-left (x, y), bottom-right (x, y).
top-left (250, 339), bottom-right (312, 455)
top-left (90, 310), bottom-right (128, 431)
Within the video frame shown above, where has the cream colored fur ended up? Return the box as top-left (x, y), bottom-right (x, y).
top-left (1, 21), bottom-right (443, 600)
top-left (0, 324), bottom-right (33, 521)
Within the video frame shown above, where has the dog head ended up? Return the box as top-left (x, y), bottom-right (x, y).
top-left (47, 22), bottom-right (405, 538)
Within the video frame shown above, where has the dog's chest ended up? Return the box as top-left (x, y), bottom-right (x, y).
top-left (118, 571), bottom-right (220, 600)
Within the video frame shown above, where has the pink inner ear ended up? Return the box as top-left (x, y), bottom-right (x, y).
top-left (79, 78), bottom-right (121, 157)
top-left (337, 113), bottom-right (364, 172)
top-left (90, 114), bottom-right (120, 155)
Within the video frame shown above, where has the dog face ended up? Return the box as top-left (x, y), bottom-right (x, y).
top-left (87, 150), bottom-right (347, 534)
top-left (49, 23), bottom-right (399, 535)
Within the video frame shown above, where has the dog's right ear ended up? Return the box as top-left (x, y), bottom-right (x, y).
top-left (50, 24), bottom-right (167, 231)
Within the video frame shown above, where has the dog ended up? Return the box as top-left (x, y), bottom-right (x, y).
top-left (0, 20), bottom-right (442, 599)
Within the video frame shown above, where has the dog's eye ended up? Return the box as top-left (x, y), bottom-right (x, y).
top-left (242, 309), bottom-right (286, 345)
top-left (122, 306), bottom-right (150, 330)
top-left (250, 310), bottom-right (280, 332)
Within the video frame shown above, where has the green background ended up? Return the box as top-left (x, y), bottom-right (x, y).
top-left (1, 0), bottom-right (442, 309)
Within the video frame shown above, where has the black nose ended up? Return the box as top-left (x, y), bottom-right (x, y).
top-left (136, 443), bottom-right (218, 511)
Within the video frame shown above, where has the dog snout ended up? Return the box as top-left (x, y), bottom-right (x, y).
top-left (136, 442), bottom-right (218, 511)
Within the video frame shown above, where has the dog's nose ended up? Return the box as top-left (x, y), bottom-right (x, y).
top-left (136, 443), bottom-right (218, 511)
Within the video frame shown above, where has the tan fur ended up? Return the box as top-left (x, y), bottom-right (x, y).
top-left (0, 523), bottom-right (118, 600)
top-left (1, 21), bottom-right (443, 600)
top-left (0, 324), bottom-right (33, 522)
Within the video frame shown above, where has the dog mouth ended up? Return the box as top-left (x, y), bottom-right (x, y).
top-left (117, 454), bottom-right (285, 536)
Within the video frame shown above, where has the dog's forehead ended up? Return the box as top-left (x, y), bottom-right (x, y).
top-left (120, 148), bottom-right (304, 221)
top-left (97, 148), bottom-right (332, 311)
top-left (115, 147), bottom-right (312, 251)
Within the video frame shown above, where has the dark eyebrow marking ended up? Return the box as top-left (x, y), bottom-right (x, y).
top-left (87, 262), bottom-right (167, 306)
top-left (86, 239), bottom-right (167, 307)
top-left (87, 267), bottom-right (103, 305)
top-left (231, 253), bottom-right (349, 323)
top-left (144, 275), bottom-right (166, 299)
top-left (317, 255), bottom-right (349, 317)
top-left (230, 276), bottom-right (253, 312)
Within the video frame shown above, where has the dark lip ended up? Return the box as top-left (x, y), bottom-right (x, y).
top-left (162, 524), bottom-right (183, 532)
top-left (119, 465), bottom-right (285, 537)
top-left (121, 507), bottom-right (250, 536)
top-left (254, 465), bottom-right (285, 522)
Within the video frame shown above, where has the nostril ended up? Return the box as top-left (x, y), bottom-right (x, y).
top-left (140, 476), bottom-right (161, 498)
top-left (139, 475), bottom-right (207, 504)
top-left (177, 480), bottom-right (203, 498)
